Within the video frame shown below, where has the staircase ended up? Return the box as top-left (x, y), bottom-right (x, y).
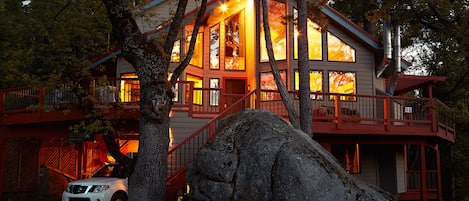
top-left (165, 90), bottom-right (255, 200)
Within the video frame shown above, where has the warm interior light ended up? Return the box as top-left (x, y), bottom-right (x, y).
top-left (220, 4), bottom-right (228, 12)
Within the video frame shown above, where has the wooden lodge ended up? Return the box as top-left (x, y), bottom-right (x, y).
top-left (0, 0), bottom-right (455, 200)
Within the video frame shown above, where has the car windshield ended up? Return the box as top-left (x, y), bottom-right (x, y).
top-left (92, 164), bottom-right (127, 178)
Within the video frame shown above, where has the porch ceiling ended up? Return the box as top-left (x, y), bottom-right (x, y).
top-left (387, 74), bottom-right (446, 95)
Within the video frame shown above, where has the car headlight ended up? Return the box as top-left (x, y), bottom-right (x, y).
top-left (65, 185), bottom-right (73, 193)
top-left (89, 185), bottom-right (110, 193)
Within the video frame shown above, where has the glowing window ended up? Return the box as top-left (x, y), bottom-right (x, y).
top-left (225, 11), bottom-right (245, 70)
top-left (294, 70), bottom-right (323, 100)
top-left (120, 73), bottom-right (139, 102)
top-left (260, 0), bottom-right (286, 62)
top-left (293, 9), bottom-right (322, 60)
top-left (209, 24), bottom-right (220, 70)
top-left (329, 71), bottom-right (356, 101)
top-left (260, 70), bottom-right (287, 101)
top-left (186, 74), bottom-right (202, 105)
top-left (327, 32), bottom-right (355, 62)
top-left (170, 40), bottom-right (181, 63)
top-left (185, 24), bottom-right (203, 68)
top-left (209, 78), bottom-right (220, 106)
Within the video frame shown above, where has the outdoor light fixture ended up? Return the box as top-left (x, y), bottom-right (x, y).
top-left (220, 4), bottom-right (228, 12)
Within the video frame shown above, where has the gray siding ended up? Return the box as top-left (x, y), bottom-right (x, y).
top-left (354, 145), bottom-right (401, 194)
top-left (169, 112), bottom-right (210, 146)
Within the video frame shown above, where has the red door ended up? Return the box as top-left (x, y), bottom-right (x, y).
top-left (224, 78), bottom-right (246, 107)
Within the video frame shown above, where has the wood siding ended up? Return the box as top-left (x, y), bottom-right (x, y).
top-left (169, 112), bottom-right (210, 146)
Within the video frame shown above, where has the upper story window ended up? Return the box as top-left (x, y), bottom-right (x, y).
top-left (185, 24), bottom-right (203, 68)
top-left (120, 73), bottom-right (139, 102)
top-left (210, 24), bottom-right (220, 70)
top-left (260, 0), bottom-right (286, 62)
top-left (329, 71), bottom-right (356, 101)
top-left (260, 70), bottom-right (287, 101)
top-left (294, 70), bottom-right (323, 100)
top-left (225, 11), bottom-right (245, 70)
top-left (170, 40), bottom-right (181, 63)
top-left (186, 74), bottom-right (203, 105)
top-left (327, 32), bottom-right (355, 62)
top-left (293, 8), bottom-right (322, 60)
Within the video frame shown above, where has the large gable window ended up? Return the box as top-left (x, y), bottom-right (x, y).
top-left (185, 24), bottom-right (203, 68)
top-left (293, 8), bottom-right (322, 60)
top-left (210, 24), bottom-right (220, 70)
top-left (260, 0), bottom-right (286, 62)
top-left (225, 11), bottom-right (245, 70)
top-left (327, 32), bottom-right (355, 62)
top-left (329, 71), bottom-right (356, 101)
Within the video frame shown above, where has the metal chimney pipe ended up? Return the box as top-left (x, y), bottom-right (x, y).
top-left (393, 25), bottom-right (401, 73)
top-left (384, 20), bottom-right (392, 60)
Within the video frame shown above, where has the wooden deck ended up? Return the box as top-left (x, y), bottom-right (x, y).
top-left (0, 83), bottom-right (455, 143)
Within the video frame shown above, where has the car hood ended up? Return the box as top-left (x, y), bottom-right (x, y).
top-left (68, 177), bottom-right (127, 185)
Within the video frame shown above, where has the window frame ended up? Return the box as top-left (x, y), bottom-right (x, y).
top-left (326, 32), bottom-right (356, 63)
top-left (259, 0), bottom-right (287, 63)
top-left (328, 70), bottom-right (357, 101)
top-left (209, 78), bottom-right (220, 106)
top-left (209, 24), bottom-right (220, 70)
top-left (259, 70), bottom-right (287, 101)
top-left (294, 69), bottom-right (324, 100)
top-left (224, 10), bottom-right (246, 71)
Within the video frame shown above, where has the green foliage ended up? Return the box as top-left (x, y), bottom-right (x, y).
top-left (0, 0), bottom-right (113, 89)
top-left (69, 111), bottom-right (115, 138)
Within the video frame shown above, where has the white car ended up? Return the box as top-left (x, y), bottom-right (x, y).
top-left (62, 163), bottom-right (128, 201)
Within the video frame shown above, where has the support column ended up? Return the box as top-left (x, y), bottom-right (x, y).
top-left (436, 144), bottom-right (443, 201)
top-left (0, 133), bottom-right (7, 200)
top-left (420, 143), bottom-right (427, 201)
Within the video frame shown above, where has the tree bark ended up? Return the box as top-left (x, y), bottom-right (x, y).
top-left (297, 0), bottom-right (312, 135)
top-left (261, 0), bottom-right (300, 129)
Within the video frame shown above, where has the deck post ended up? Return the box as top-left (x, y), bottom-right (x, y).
top-left (333, 95), bottom-right (340, 128)
top-left (188, 82), bottom-right (194, 116)
top-left (0, 135), bottom-right (6, 201)
top-left (420, 143), bottom-right (428, 201)
top-left (255, 88), bottom-right (261, 110)
top-left (435, 144), bottom-right (443, 201)
top-left (0, 90), bottom-right (4, 119)
top-left (39, 87), bottom-right (45, 118)
top-left (383, 97), bottom-right (390, 131)
top-left (430, 99), bottom-right (438, 132)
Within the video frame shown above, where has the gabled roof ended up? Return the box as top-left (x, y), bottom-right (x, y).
top-left (89, 1), bottom-right (385, 69)
top-left (321, 5), bottom-right (382, 50)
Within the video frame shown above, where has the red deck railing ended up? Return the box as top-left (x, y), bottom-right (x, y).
top-left (0, 79), bottom-right (455, 138)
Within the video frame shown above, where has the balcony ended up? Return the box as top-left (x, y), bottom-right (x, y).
top-left (0, 78), bottom-right (455, 143)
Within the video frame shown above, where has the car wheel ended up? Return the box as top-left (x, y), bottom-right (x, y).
top-left (111, 192), bottom-right (128, 201)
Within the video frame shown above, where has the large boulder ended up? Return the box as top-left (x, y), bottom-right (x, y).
top-left (187, 110), bottom-right (395, 201)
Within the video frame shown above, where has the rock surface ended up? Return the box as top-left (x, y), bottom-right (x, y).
top-left (187, 110), bottom-right (395, 201)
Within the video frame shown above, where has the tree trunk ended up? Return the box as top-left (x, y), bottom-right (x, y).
top-left (261, 0), bottom-right (300, 129)
top-left (297, 0), bottom-right (312, 135)
top-left (103, 0), bottom-right (206, 199)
